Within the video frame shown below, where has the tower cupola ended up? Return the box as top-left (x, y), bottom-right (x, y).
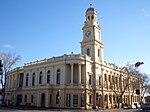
top-left (81, 5), bottom-right (104, 62)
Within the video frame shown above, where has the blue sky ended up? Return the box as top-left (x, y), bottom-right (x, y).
top-left (0, 0), bottom-right (150, 75)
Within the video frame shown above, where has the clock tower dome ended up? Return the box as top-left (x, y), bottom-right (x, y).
top-left (81, 5), bottom-right (104, 62)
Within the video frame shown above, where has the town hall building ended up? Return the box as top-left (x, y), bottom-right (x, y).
top-left (5, 5), bottom-right (142, 109)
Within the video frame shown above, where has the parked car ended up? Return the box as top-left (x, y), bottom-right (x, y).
top-left (0, 103), bottom-right (7, 107)
top-left (141, 102), bottom-right (150, 111)
top-left (134, 103), bottom-right (141, 109)
top-left (136, 104), bottom-right (141, 109)
top-left (128, 104), bottom-right (136, 109)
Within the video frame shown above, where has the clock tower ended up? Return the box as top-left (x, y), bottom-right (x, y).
top-left (81, 5), bottom-right (104, 62)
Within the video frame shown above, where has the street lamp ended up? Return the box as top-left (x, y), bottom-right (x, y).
top-left (57, 89), bottom-right (61, 108)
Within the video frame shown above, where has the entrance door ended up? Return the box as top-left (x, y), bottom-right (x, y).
top-left (99, 94), bottom-right (102, 107)
top-left (16, 94), bottom-right (22, 106)
top-left (41, 93), bottom-right (45, 107)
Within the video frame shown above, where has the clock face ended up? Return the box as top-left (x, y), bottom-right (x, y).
top-left (85, 30), bottom-right (91, 37)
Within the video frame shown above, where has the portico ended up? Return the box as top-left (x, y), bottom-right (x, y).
top-left (66, 63), bottom-right (84, 86)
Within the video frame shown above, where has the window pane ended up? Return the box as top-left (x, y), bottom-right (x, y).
top-left (26, 74), bottom-right (29, 86)
top-left (89, 75), bottom-right (91, 85)
top-left (31, 95), bottom-right (34, 103)
top-left (89, 95), bottom-right (92, 104)
top-left (73, 95), bottom-right (78, 104)
top-left (57, 69), bottom-right (60, 84)
top-left (39, 72), bottom-right (42, 84)
top-left (66, 94), bottom-right (71, 107)
top-left (87, 48), bottom-right (90, 56)
top-left (47, 70), bottom-right (50, 83)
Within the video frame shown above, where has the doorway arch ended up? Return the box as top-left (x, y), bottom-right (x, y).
top-left (16, 94), bottom-right (22, 106)
top-left (41, 93), bottom-right (45, 107)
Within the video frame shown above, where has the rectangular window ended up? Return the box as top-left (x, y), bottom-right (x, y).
top-left (66, 94), bottom-right (71, 107)
top-left (73, 95), bottom-right (78, 104)
top-left (96, 93), bottom-right (99, 101)
top-left (89, 75), bottom-right (91, 85)
top-left (81, 94), bottom-right (84, 106)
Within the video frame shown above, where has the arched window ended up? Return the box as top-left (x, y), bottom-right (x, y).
top-left (32, 73), bottom-right (35, 86)
top-left (104, 74), bottom-right (107, 81)
top-left (56, 69), bottom-right (60, 84)
top-left (88, 16), bottom-right (90, 21)
top-left (87, 48), bottom-right (90, 56)
top-left (26, 74), bottom-right (29, 86)
top-left (89, 75), bottom-right (91, 85)
top-left (98, 48), bottom-right (100, 57)
top-left (39, 71), bottom-right (42, 84)
top-left (47, 70), bottom-right (50, 83)
top-left (91, 15), bottom-right (94, 20)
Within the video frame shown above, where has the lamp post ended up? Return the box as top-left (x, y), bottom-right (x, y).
top-left (57, 89), bottom-right (61, 108)
top-left (84, 88), bottom-right (87, 110)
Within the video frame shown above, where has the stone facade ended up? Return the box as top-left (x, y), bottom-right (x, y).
top-left (5, 6), bottom-right (142, 109)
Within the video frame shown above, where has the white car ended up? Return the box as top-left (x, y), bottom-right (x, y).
top-left (128, 104), bottom-right (136, 109)
top-left (137, 104), bottom-right (141, 109)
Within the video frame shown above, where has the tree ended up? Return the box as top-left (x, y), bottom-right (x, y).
top-left (110, 67), bottom-right (132, 108)
top-left (0, 52), bottom-right (21, 104)
top-left (125, 62), bottom-right (150, 103)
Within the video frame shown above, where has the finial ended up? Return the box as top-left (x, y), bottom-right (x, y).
top-left (90, 0), bottom-right (92, 7)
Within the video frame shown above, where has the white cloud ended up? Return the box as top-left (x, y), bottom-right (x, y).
top-left (142, 8), bottom-right (150, 18)
top-left (1, 44), bottom-right (14, 49)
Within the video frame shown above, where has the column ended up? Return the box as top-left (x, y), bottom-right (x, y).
top-left (23, 72), bottom-right (26, 87)
top-left (46, 90), bottom-right (50, 107)
top-left (29, 70), bottom-right (32, 87)
top-left (117, 76), bottom-right (119, 90)
top-left (37, 92), bottom-right (40, 107)
top-left (106, 94), bottom-right (109, 108)
top-left (16, 73), bottom-right (19, 88)
top-left (36, 69), bottom-right (39, 88)
top-left (71, 63), bottom-right (74, 85)
top-left (43, 67), bottom-right (46, 85)
top-left (78, 64), bottom-right (81, 85)
top-left (111, 94), bottom-right (113, 107)
top-left (62, 64), bottom-right (66, 85)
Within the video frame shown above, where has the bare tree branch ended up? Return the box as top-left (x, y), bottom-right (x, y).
top-left (0, 52), bottom-right (21, 104)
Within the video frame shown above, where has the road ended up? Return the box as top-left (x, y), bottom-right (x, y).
top-left (0, 107), bottom-right (145, 112)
